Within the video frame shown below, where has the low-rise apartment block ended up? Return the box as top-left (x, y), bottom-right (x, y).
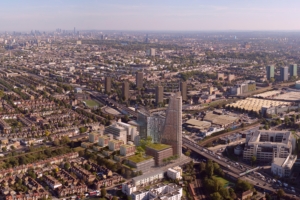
top-left (120, 144), bottom-right (136, 157)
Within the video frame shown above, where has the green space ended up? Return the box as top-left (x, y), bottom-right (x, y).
top-left (127, 154), bottom-right (153, 163)
top-left (73, 146), bottom-right (85, 152)
top-left (213, 176), bottom-right (229, 187)
top-left (146, 143), bottom-right (171, 151)
top-left (84, 99), bottom-right (99, 107)
top-left (4, 119), bottom-right (23, 128)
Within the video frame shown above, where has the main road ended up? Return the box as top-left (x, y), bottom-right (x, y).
top-left (183, 137), bottom-right (298, 198)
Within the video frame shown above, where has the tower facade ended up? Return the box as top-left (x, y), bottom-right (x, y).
top-left (155, 85), bottom-right (164, 104)
top-left (280, 66), bottom-right (288, 81)
top-left (180, 82), bottom-right (187, 101)
top-left (136, 72), bottom-right (143, 89)
top-left (266, 65), bottom-right (275, 80)
top-left (160, 92), bottom-right (182, 157)
top-left (105, 77), bottom-right (112, 93)
top-left (122, 81), bottom-right (129, 101)
top-left (289, 64), bottom-right (297, 77)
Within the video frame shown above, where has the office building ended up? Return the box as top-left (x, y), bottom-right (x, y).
top-left (160, 93), bottom-right (182, 157)
top-left (266, 65), bottom-right (275, 80)
top-left (146, 143), bottom-right (173, 166)
top-left (280, 66), bottom-right (289, 81)
top-left (271, 155), bottom-right (297, 178)
top-left (180, 81), bottom-right (187, 101)
top-left (147, 113), bottom-right (165, 143)
top-left (136, 72), bottom-right (143, 89)
top-left (135, 111), bottom-right (165, 143)
top-left (289, 64), bottom-right (297, 77)
top-left (146, 48), bottom-right (156, 56)
top-left (122, 81), bottom-right (129, 101)
top-left (104, 123), bottom-right (128, 144)
top-left (105, 77), bottom-right (112, 93)
top-left (155, 85), bottom-right (164, 104)
top-left (104, 121), bottom-right (139, 144)
top-left (243, 131), bottom-right (296, 162)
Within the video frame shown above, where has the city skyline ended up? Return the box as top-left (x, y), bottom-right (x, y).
top-left (3, 0), bottom-right (300, 31)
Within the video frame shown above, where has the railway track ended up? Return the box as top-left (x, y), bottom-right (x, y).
top-left (199, 123), bottom-right (260, 147)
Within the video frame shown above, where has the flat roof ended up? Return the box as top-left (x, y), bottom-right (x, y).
top-left (146, 143), bottom-right (171, 151)
top-left (132, 169), bottom-right (164, 182)
top-left (127, 154), bottom-right (153, 163)
top-left (185, 119), bottom-right (211, 128)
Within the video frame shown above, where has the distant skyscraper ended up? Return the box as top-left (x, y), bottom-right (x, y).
top-left (136, 72), bottom-right (143, 89)
top-left (105, 77), bottom-right (112, 93)
top-left (122, 81), bottom-right (129, 101)
top-left (266, 65), bottom-right (275, 80)
top-left (155, 85), bottom-right (164, 104)
top-left (289, 64), bottom-right (297, 77)
top-left (74, 27), bottom-right (76, 34)
top-left (180, 82), bottom-right (187, 101)
top-left (280, 66), bottom-right (289, 81)
top-left (160, 92), bottom-right (182, 157)
top-left (145, 34), bottom-right (149, 43)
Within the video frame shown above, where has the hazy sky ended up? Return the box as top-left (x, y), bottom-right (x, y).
top-left (2, 0), bottom-right (300, 31)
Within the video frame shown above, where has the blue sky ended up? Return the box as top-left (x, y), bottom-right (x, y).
top-left (2, 0), bottom-right (300, 31)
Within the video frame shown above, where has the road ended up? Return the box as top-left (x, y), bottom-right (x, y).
top-left (183, 137), bottom-right (299, 199)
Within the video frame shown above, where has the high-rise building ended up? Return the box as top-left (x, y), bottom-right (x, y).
top-left (180, 82), bottom-right (187, 101)
top-left (280, 66), bottom-right (288, 81)
top-left (105, 77), bottom-right (112, 93)
top-left (155, 86), bottom-right (164, 104)
top-left (160, 93), bottom-right (182, 157)
top-left (146, 48), bottom-right (156, 56)
top-left (122, 81), bottom-right (129, 101)
top-left (266, 65), bottom-right (275, 80)
top-left (289, 64), bottom-right (297, 77)
top-left (136, 72), bottom-right (143, 89)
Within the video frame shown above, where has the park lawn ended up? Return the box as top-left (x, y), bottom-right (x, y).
top-left (213, 176), bottom-right (229, 187)
top-left (84, 99), bottom-right (99, 107)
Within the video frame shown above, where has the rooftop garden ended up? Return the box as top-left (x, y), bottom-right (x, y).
top-left (127, 154), bottom-right (153, 163)
top-left (146, 143), bottom-right (171, 151)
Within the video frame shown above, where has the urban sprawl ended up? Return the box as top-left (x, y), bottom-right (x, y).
top-left (0, 30), bottom-right (299, 200)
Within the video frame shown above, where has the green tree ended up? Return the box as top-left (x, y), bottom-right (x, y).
top-left (210, 192), bottom-right (222, 200)
top-left (229, 188), bottom-right (237, 199)
top-left (64, 162), bottom-right (71, 170)
top-left (235, 179), bottom-right (253, 192)
top-left (277, 189), bottom-right (285, 198)
top-left (140, 136), bottom-right (152, 150)
top-left (205, 160), bottom-right (214, 178)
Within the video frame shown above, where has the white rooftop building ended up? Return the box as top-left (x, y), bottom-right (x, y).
top-left (243, 130), bottom-right (296, 162)
top-left (124, 183), bottom-right (182, 200)
top-left (271, 155), bottom-right (297, 178)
